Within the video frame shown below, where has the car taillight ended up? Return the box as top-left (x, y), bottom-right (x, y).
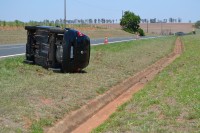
top-left (77, 31), bottom-right (84, 37)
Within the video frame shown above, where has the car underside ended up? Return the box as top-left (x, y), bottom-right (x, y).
top-left (25, 26), bottom-right (90, 73)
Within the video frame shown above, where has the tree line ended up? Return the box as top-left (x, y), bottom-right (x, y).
top-left (0, 18), bottom-right (119, 27)
top-left (0, 20), bottom-right (25, 27)
top-left (141, 18), bottom-right (183, 23)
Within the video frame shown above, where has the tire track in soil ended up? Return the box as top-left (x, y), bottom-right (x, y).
top-left (46, 37), bottom-right (183, 133)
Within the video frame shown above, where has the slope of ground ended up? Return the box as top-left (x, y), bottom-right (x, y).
top-left (53, 37), bottom-right (183, 133)
top-left (0, 37), bottom-right (175, 133)
top-left (92, 33), bottom-right (200, 133)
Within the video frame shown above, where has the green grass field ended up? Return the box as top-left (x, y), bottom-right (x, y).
top-left (92, 33), bottom-right (200, 132)
top-left (0, 37), bottom-right (175, 133)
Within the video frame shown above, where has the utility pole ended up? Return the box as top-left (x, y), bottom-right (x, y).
top-left (64, 0), bottom-right (66, 28)
top-left (161, 21), bottom-right (163, 35)
top-left (147, 20), bottom-right (149, 33)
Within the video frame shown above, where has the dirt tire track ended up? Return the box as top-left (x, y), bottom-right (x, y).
top-left (46, 37), bottom-right (183, 133)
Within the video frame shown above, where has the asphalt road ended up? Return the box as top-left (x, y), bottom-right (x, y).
top-left (0, 36), bottom-right (158, 59)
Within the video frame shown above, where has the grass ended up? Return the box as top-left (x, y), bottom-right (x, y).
top-left (92, 32), bottom-right (200, 133)
top-left (0, 25), bottom-right (133, 45)
top-left (0, 36), bottom-right (175, 132)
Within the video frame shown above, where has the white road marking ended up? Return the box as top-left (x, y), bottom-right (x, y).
top-left (0, 46), bottom-right (25, 50)
top-left (92, 38), bottom-right (136, 45)
top-left (0, 53), bottom-right (25, 59)
top-left (91, 36), bottom-right (158, 45)
top-left (0, 36), bottom-right (161, 59)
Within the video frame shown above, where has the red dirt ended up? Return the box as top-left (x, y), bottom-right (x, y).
top-left (72, 83), bottom-right (144, 133)
top-left (46, 37), bottom-right (183, 133)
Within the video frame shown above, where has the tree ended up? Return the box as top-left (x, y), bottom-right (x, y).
top-left (89, 19), bottom-right (93, 24)
top-left (15, 20), bottom-right (19, 27)
top-left (14, 20), bottom-right (24, 27)
top-left (55, 19), bottom-right (60, 26)
top-left (195, 20), bottom-right (200, 29)
top-left (112, 19), bottom-right (115, 24)
top-left (94, 19), bottom-right (97, 24)
top-left (101, 18), bottom-right (105, 24)
top-left (3, 21), bottom-right (6, 27)
top-left (120, 11), bottom-right (141, 33)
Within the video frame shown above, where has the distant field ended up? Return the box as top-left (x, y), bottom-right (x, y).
top-left (0, 25), bottom-right (132, 45)
top-left (0, 23), bottom-right (194, 45)
top-left (94, 23), bottom-right (194, 35)
top-left (0, 37), bottom-right (175, 133)
top-left (140, 23), bottom-right (194, 35)
top-left (92, 32), bottom-right (200, 133)
top-left (90, 23), bottom-right (194, 35)
top-left (0, 29), bottom-right (27, 44)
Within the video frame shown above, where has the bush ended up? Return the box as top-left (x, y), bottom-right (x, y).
top-left (138, 28), bottom-right (145, 36)
top-left (195, 20), bottom-right (200, 29)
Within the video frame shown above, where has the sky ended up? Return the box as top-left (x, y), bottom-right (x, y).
top-left (0, 0), bottom-right (199, 23)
